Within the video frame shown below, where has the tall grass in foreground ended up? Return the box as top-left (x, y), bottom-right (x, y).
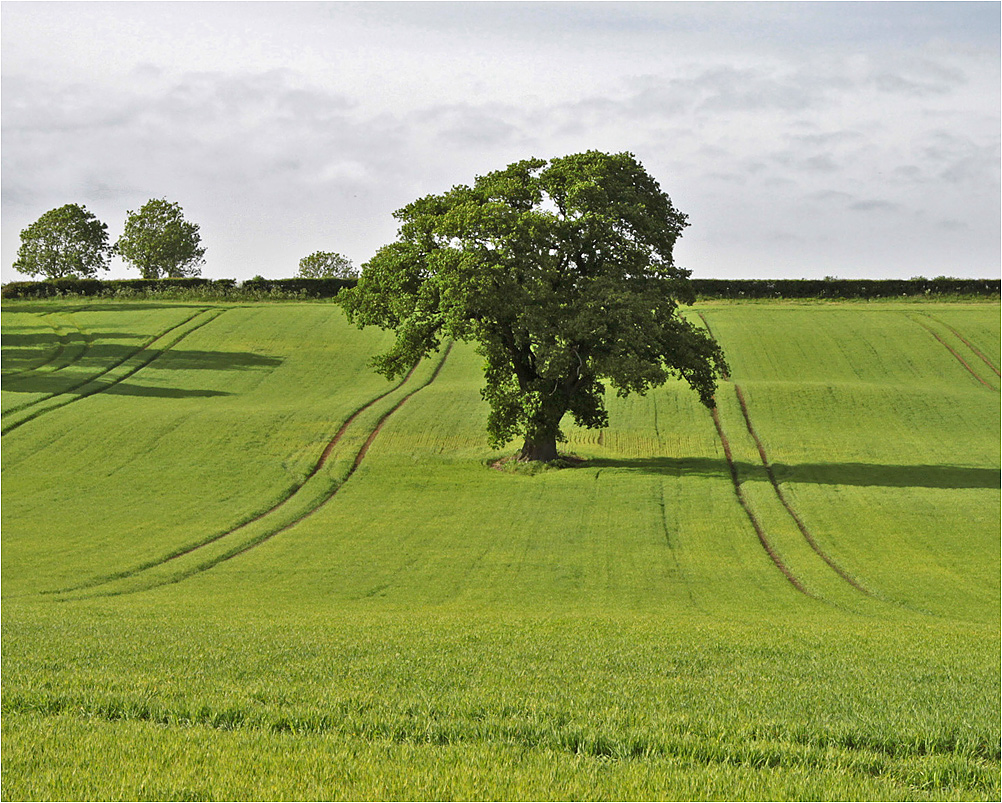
top-left (3, 603), bottom-right (998, 801)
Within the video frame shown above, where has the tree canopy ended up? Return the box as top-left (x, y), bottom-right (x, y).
top-left (13, 204), bottom-right (111, 279)
top-left (340, 151), bottom-right (728, 462)
top-left (115, 199), bottom-right (205, 279)
top-left (297, 251), bottom-right (357, 279)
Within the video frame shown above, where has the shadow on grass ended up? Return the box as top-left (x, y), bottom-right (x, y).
top-left (2, 377), bottom-right (234, 403)
top-left (1, 302), bottom-right (207, 314)
top-left (585, 456), bottom-right (1000, 490)
top-left (97, 382), bottom-right (233, 399)
top-left (2, 332), bottom-right (158, 375)
top-left (2, 347), bottom-right (283, 394)
top-left (2, 331), bottom-right (138, 348)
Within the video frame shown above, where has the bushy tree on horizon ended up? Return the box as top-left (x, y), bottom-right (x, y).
top-left (340, 150), bottom-right (728, 462)
top-left (297, 251), bottom-right (357, 279)
top-left (13, 203), bottom-right (111, 279)
top-left (115, 198), bottom-right (205, 279)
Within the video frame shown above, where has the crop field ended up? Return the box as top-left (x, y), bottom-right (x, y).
top-left (1, 297), bottom-right (999, 801)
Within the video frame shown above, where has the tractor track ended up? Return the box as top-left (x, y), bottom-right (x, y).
top-left (698, 312), bottom-right (947, 614)
top-left (698, 311), bottom-right (812, 596)
top-left (919, 313), bottom-right (1000, 378)
top-left (3, 309), bottom-right (207, 416)
top-left (655, 477), bottom-right (705, 612)
top-left (2, 308), bottom-right (221, 433)
top-left (47, 361), bottom-right (423, 595)
top-left (2, 312), bottom-right (90, 378)
top-left (732, 384), bottom-right (872, 596)
top-left (2, 314), bottom-right (69, 377)
top-left (909, 315), bottom-right (998, 391)
top-left (708, 404), bottom-right (810, 596)
top-left (58, 343), bottom-right (454, 599)
top-left (43, 313), bottom-right (93, 374)
top-left (350, 346), bottom-right (450, 469)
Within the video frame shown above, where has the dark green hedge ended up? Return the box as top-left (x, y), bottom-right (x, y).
top-left (2, 276), bottom-right (998, 301)
top-left (0, 277), bottom-right (350, 299)
top-left (689, 278), bottom-right (1000, 299)
top-left (238, 277), bottom-right (356, 296)
top-left (1, 277), bottom-right (235, 298)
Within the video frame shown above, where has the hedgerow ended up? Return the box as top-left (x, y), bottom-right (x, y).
top-left (1, 276), bottom-right (998, 301)
top-left (0, 277), bottom-right (354, 300)
top-left (690, 277), bottom-right (1000, 299)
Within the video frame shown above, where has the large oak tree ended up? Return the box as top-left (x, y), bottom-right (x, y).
top-left (340, 151), bottom-right (728, 462)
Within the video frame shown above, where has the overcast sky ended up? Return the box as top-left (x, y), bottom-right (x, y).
top-left (2, 1), bottom-right (1000, 282)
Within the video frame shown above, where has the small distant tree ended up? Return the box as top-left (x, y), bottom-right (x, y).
top-left (297, 251), bottom-right (357, 279)
top-left (13, 204), bottom-right (111, 279)
top-left (115, 199), bottom-right (206, 279)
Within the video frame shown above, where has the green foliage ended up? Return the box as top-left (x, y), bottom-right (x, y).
top-left (0, 277), bottom-right (351, 302)
top-left (238, 277), bottom-right (356, 299)
top-left (341, 151), bottom-right (728, 460)
top-left (1, 277), bottom-right (232, 301)
top-left (115, 198), bottom-right (206, 279)
top-left (12, 203), bottom-right (110, 279)
top-left (9, 276), bottom-right (997, 302)
top-left (297, 250), bottom-right (357, 279)
top-left (691, 277), bottom-right (1001, 299)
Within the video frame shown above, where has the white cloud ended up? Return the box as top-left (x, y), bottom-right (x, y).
top-left (2, 2), bottom-right (999, 281)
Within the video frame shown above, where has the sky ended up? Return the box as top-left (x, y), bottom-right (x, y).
top-left (2, 1), bottom-right (1000, 282)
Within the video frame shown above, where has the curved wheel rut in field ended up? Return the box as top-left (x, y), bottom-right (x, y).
top-left (708, 404), bottom-right (811, 596)
top-left (3, 310), bottom-right (202, 416)
top-left (2, 312), bottom-right (91, 378)
top-left (699, 312), bottom-right (944, 614)
top-left (655, 477), bottom-right (705, 612)
top-left (918, 312), bottom-right (1000, 378)
top-left (2, 314), bottom-right (71, 377)
top-left (42, 312), bottom-right (94, 374)
top-left (1, 308), bottom-right (224, 435)
top-left (697, 312), bottom-right (814, 597)
top-left (908, 314), bottom-right (998, 391)
top-left (732, 384), bottom-right (872, 597)
top-left (49, 360), bottom-right (424, 595)
top-left (55, 343), bottom-right (454, 599)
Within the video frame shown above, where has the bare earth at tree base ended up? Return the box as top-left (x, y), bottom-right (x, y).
top-left (490, 452), bottom-right (589, 472)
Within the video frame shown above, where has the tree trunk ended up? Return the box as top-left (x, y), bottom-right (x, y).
top-left (517, 393), bottom-right (569, 462)
top-left (519, 433), bottom-right (559, 462)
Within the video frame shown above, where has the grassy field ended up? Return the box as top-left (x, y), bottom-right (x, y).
top-left (2, 297), bottom-right (999, 800)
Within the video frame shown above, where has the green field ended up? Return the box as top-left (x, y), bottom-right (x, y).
top-left (2, 298), bottom-right (999, 801)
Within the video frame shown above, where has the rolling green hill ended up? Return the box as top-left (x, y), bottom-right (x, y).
top-left (2, 298), bottom-right (999, 801)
